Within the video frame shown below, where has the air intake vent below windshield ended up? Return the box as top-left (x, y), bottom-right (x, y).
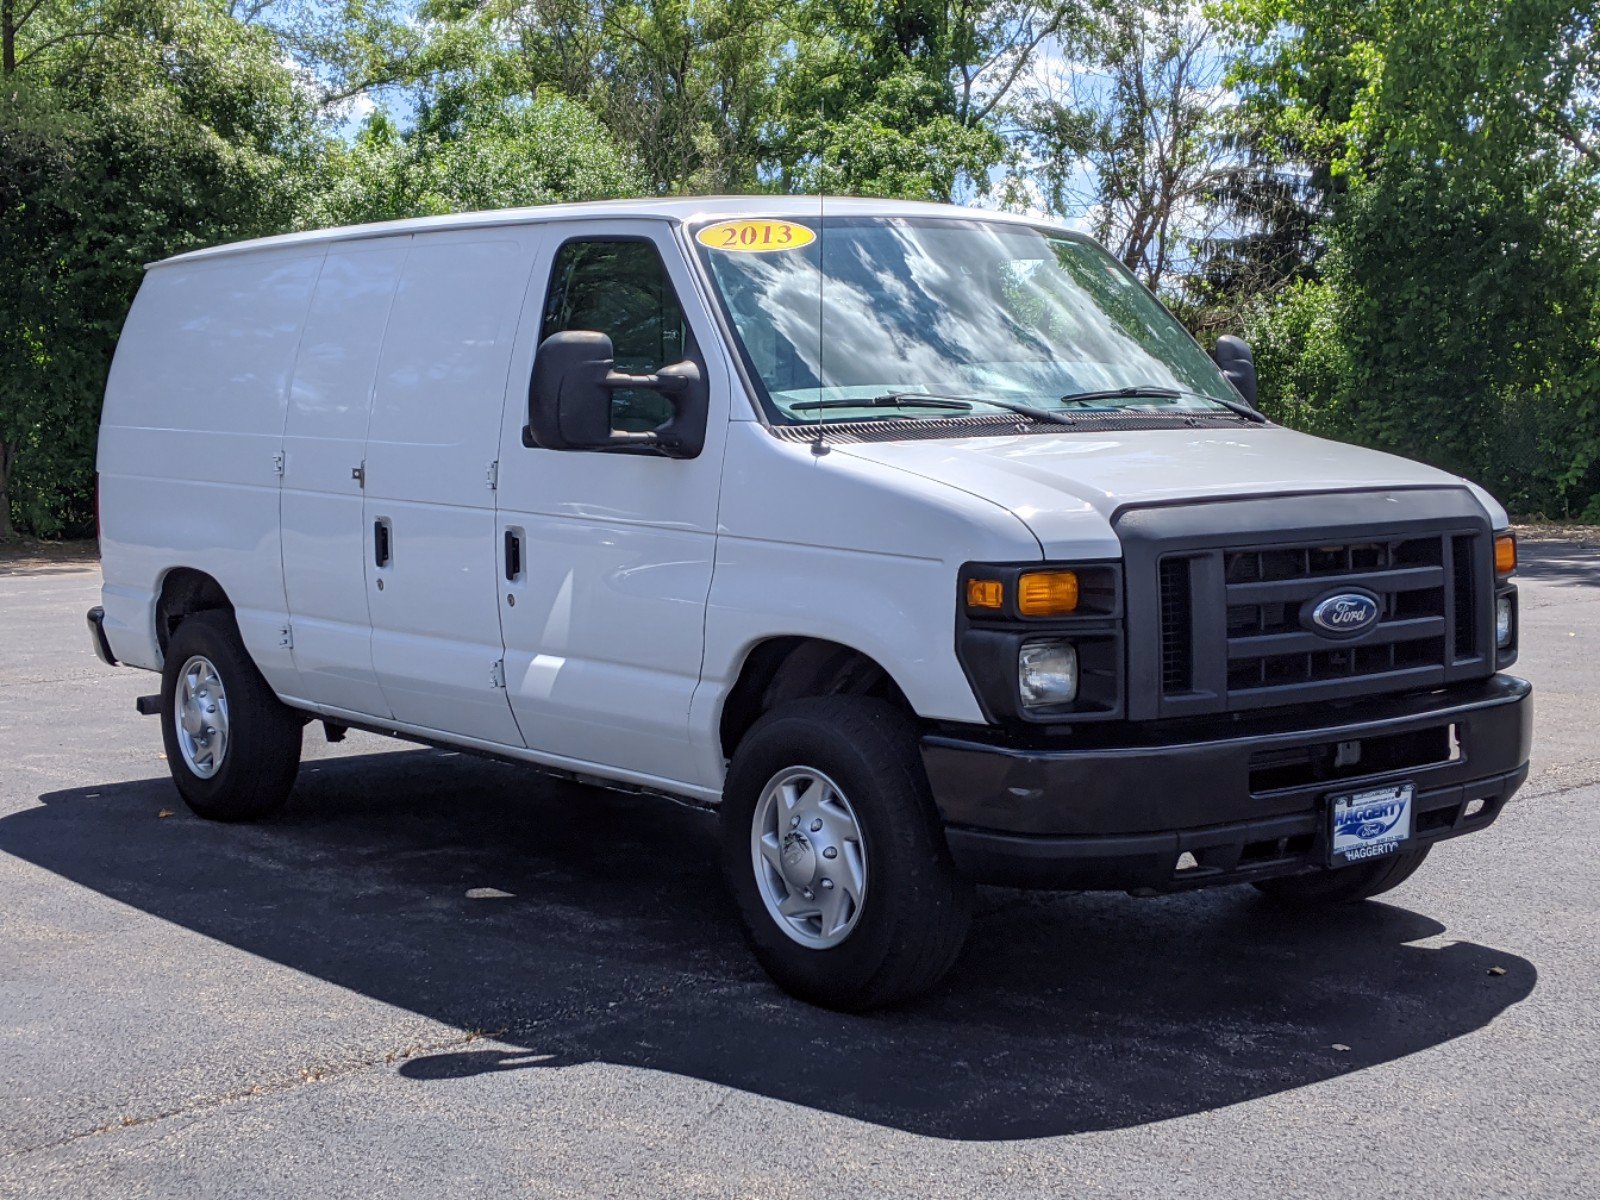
top-left (771, 409), bottom-right (1253, 445)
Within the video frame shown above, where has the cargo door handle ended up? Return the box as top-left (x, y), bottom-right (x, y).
top-left (504, 529), bottom-right (523, 581)
top-left (374, 519), bottom-right (391, 568)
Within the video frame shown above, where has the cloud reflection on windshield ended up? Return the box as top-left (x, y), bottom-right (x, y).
top-left (699, 217), bottom-right (1232, 418)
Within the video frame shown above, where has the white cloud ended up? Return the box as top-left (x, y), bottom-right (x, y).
top-left (332, 91), bottom-right (379, 141)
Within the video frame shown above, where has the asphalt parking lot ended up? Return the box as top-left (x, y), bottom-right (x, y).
top-left (2, 541), bottom-right (1597, 1198)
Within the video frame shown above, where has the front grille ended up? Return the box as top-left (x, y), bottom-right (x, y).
top-left (1156, 529), bottom-right (1488, 712)
top-left (1223, 535), bottom-right (1447, 694)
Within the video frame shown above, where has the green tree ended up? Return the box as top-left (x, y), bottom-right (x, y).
top-left (1018, 0), bottom-right (1232, 293)
top-left (309, 91), bottom-right (645, 226)
top-left (775, 0), bottom-right (1083, 200)
top-left (1224, 0), bottom-right (1600, 515)
top-left (0, 0), bottom-right (324, 536)
top-left (492, 0), bottom-right (780, 194)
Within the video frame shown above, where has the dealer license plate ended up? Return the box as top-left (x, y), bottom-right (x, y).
top-left (1328, 783), bottom-right (1415, 866)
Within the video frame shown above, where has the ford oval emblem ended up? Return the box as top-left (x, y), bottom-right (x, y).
top-left (1305, 591), bottom-right (1381, 638)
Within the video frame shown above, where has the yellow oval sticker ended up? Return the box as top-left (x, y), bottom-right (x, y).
top-left (695, 218), bottom-right (816, 254)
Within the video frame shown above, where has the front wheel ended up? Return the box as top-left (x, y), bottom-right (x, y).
top-left (1252, 846), bottom-right (1432, 906)
top-left (160, 610), bottom-right (303, 821)
top-left (720, 696), bottom-right (972, 1010)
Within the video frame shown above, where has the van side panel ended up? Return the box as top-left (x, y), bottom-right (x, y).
top-left (494, 219), bottom-right (730, 787)
top-left (687, 423), bottom-right (1044, 787)
top-left (360, 231), bottom-right (533, 745)
top-left (279, 238), bottom-right (410, 717)
top-left (98, 252), bottom-right (323, 681)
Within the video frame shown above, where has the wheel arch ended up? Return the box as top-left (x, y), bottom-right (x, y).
top-left (718, 636), bottom-right (914, 761)
top-left (154, 567), bottom-right (235, 656)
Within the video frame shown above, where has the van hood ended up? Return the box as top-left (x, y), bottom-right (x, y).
top-left (833, 425), bottom-right (1502, 558)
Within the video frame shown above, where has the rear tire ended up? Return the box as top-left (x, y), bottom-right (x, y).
top-left (160, 610), bottom-right (302, 821)
top-left (1253, 846), bottom-right (1431, 906)
top-left (720, 696), bottom-right (972, 1011)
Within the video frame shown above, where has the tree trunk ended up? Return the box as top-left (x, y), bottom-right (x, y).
top-left (2, 0), bottom-right (15, 76)
top-left (0, 440), bottom-right (14, 540)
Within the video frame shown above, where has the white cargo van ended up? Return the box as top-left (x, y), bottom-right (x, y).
top-left (89, 198), bottom-right (1532, 1009)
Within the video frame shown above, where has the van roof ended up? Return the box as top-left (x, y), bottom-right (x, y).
top-left (154, 196), bottom-right (1080, 267)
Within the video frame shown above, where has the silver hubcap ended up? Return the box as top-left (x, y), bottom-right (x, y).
top-left (751, 767), bottom-right (867, 949)
top-left (175, 655), bottom-right (229, 779)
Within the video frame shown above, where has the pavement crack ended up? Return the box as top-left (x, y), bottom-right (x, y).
top-left (3, 1029), bottom-right (497, 1160)
top-left (1520, 759), bottom-right (1600, 801)
top-left (0, 673), bottom-right (115, 689)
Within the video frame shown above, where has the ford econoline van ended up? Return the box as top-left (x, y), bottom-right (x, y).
top-left (88, 198), bottom-right (1533, 1009)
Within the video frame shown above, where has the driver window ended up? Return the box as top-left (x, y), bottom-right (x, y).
top-left (540, 238), bottom-right (690, 432)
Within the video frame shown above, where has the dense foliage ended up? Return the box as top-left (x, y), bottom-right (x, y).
top-left (1225, 0), bottom-right (1600, 519)
top-left (1, 0), bottom-right (325, 535)
top-left (1, 0), bottom-right (1597, 534)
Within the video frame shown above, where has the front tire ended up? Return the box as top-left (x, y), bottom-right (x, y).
top-left (1253, 846), bottom-right (1431, 906)
top-left (720, 696), bottom-right (972, 1010)
top-left (160, 610), bottom-right (302, 821)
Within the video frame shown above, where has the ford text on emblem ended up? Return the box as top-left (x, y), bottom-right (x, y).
top-left (1305, 591), bottom-right (1381, 638)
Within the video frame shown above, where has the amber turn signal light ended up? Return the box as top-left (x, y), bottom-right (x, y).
top-left (1018, 570), bottom-right (1080, 616)
top-left (1494, 533), bottom-right (1517, 576)
top-left (966, 578), bottom-right (1004, 610)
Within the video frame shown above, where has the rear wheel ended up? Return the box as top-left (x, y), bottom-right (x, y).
top-left (1253, 846), bottom-right (1431, 906)
top-left (720, 696), bottom-right (972, 1010)
top-left (160, 610), bottom-right (302, 821)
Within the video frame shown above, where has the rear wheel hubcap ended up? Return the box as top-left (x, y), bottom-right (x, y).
top-left (175, 655), bottom-right (229, 779)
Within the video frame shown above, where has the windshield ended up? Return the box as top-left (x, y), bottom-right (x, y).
top-left (691, 215), bottom-right (1240, 424)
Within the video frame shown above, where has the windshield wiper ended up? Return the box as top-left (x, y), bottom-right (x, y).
top-left (1058, 385), bottom-right (1268, 424)
top-left (863, 391), bottom-right (1080, 427)
top-left (1193, 392), bottom-right (1269, 423)
top-left (1058, 386), bottom-right (1182, 406)
top-left (791, 386), bottom-right (1266, 428)
top-left (790, 395), bottom-right (974, 413)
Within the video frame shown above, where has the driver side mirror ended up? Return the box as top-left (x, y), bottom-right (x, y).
top-left (1212, 335), bottom-right (1258, 409)
top-left (525, 330), bottom-right (707, 458)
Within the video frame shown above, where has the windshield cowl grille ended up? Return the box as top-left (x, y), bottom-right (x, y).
top-left (772, 410), bottom-right (1252, 445)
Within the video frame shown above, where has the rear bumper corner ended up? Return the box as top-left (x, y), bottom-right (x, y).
top-left (86, 606), bottom-right (119, 667)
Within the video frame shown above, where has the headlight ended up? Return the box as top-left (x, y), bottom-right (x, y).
top-left (1019, 639), bottom-right (1078, 706)
top-left (1496, 595), bottom-right (1514, 648)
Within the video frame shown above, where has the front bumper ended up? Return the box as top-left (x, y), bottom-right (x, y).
top-left (924, 675), bottom-right (1532, 891)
